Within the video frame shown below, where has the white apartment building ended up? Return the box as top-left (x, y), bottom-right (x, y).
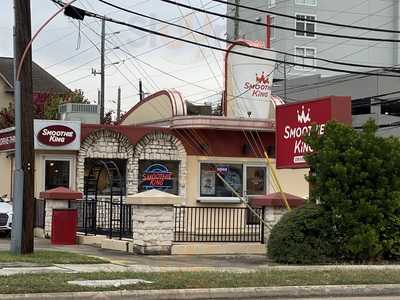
top-left (226, 0), bottom-right (400, 79)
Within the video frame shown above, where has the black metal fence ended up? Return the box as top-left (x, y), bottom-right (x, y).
top-left (174, 206), bottom-right (265, 243)
top-left (34, 198), bottom-right (45, 229)
top-left (70, 200), bottom-right (132, 239)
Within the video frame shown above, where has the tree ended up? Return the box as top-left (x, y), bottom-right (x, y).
top-left (305, 120), bottom-right (400, 261)
top-left (0, 89), bottom-right (88, 129)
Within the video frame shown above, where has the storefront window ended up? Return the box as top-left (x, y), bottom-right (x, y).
top-left (200, 163), bottom-right (243, 197)
top-left (246, 166), bottom-right (267, 195)
top-left (45, 160), bottom-right (70, 190)
top-left (84, 159), bottom-right (127, 195)
top-left (138, 160), bottom-right (180, 195)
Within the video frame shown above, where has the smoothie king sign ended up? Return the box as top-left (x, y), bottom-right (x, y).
top-left (275, 97), bottom-right (352, 169)
top-left (34, 120), bottom-right (81, 150)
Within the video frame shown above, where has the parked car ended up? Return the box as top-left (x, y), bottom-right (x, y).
top-left (0, 195), bottom-right (12, 233)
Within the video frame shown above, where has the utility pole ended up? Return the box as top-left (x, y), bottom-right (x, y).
top-left (116, 87), bottom-right (121, 121)
top-left (284, 54), bottom-right (287, 101)
top-left (12, 0), bottom-right (34, 254)
top-left (139, 79), bottom-right (144, 101)
top-left (100, 17), bottom-right (105, 124)
top-left (234, 0), bottom-right (240, 39)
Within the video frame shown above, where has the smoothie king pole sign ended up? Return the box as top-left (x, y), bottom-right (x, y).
top-left (275, 96), bottom-right (352, 169)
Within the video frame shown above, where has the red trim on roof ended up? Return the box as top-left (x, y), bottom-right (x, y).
top-left (81, 124), bottom-right (275, 158)
top-left (39, 187), bottom-right (82, 200)
top-left (250, 193), bottom-right (305, 208)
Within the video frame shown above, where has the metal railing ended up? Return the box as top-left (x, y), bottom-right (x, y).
top-left (174, 206), bottom-right (265, 243)
top-left (71, 200), bottom-right (132, 239)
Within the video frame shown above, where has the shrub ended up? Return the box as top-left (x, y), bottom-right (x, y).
top-left (305, 120), bottom-right (400, 261)
top-left (267, 203), bottom-right (336, 264)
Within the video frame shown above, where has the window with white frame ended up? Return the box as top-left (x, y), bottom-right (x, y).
top-left (199, 162), bottom-right (267, 200)
top-left (295, 14), bottom-right (316, 37)
top-left (295, 46), bottom-right (316, 70)
top-left (267, 0), bottom-right (276, 8)
top-left (295, 0), bottom-right (317, 6)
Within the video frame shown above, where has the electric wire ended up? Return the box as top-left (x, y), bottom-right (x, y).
top-left (214, 0), bottom-right (400, 34)
top-left (160, 0), bottom-right (400, 42)
top-left (68, 8), bottom-right (400, 77)
top-left (96, 0), bottom-right (398, 71)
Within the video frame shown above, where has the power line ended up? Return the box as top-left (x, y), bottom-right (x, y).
top-left (160, 0), bottom-right (400, 43)
top-left (116, 47), bottom-right (221, 93)
top-left (213, 0), bottom-right (400, 34)
top-left (51, 0), bottom-right (223, 87)
top-left (95, 0), bottom-right (400, 71)
top-left (83, 12), bottom-right (400, 77)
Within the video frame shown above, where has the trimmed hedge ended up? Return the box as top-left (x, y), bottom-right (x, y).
top-left (267, 203), bottom-right (336, 264)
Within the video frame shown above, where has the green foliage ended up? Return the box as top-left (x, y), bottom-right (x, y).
top-left (267, 203), bottom-right (336, 264)
top-left (43, 89), bottom-right (88, 120)
top-left (0, 89), bottom-right (88, 129)
top-left (304, 120), bottom-right (400, 261)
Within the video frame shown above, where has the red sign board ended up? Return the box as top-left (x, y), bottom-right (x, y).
top-left (0, 129), bottom-right (15, 152)
top-left (276, 96), bottom-right (352, 169)
top-left (37, 125), bottom-right (76, 147)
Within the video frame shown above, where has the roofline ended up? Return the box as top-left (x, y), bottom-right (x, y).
top-left (116, 90), bottom-right (177, 125)
top-left (0, 71), bottom-right (13, 89)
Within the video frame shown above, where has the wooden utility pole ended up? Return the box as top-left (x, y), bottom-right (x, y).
top-left (13, 0), bottom-right (34, 254)
top-left (234, 0), bottom-right (240, 39)
top-left (100, 17), bottom-right (105, 123)
top-left (139, 79), bottom-right (144, 101)
top-left (116, 87), bottom-right (121, 121)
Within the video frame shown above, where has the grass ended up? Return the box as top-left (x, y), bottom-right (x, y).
top-left (0, 250), bottom-right (107, 265)
top-left (2, 269), bottom-right (400, 294)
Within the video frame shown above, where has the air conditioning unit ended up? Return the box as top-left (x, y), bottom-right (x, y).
top-left (59, 103), bottom-right (100, 124)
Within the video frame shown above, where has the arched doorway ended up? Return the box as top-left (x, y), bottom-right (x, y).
top-left (78, 159), bottom-right (131, 239)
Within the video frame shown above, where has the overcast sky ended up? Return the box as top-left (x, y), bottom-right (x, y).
top-left (0, 0), bottom-right (227, 115)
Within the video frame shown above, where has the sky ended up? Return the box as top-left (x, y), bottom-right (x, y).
top-left (0, 0), bottom-right (227, 115)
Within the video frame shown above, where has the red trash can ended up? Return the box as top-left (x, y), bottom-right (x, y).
top-left (51, 209), bottom-right (78, 245)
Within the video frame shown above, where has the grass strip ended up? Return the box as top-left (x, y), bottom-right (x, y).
top-left (0, 250), bottom-right (106, 265)
top-left (1, 269), bottom-right (400, 294)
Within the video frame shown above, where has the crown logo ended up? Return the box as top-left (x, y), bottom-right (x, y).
top-left (255, 71), bottom-right (269, 85)
top-left (297, 106), bottom-right (311, 124)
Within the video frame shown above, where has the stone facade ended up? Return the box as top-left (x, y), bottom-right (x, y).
top-left (131, 205), bottom-right (175, 254)
top-left (77, 130), bottom-right (186, 198)
top-left (263, 207), bottom-right (287, 243)
top-left (77, 129), bottom-right (135, 194)
top-left (132, 132), bottom-right (187, 197)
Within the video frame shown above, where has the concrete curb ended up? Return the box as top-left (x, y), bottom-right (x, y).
top-left (2, 284), bottom-right (400, 299)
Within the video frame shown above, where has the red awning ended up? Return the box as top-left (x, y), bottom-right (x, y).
top-left (250, 192), bottom-right (305, 208)
top-left (39, 187), bottom-right (82, 201)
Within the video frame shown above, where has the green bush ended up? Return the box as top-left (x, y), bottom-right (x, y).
top-left (305, 120), bottom-right (400, 262)
top-left (267, 203), bottom-right (336, 264)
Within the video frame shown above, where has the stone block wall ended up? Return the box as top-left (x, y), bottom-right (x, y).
top-left (77, 130), bottom-right (187, 198)
top-left (263, 207), bottom-right (287, 243)
top-left (132, 205), bottom-right (175, 254)
top-left (132, 132), bottom-right (187, 197)
top-left (77, 130), bottom-right (135, 194)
